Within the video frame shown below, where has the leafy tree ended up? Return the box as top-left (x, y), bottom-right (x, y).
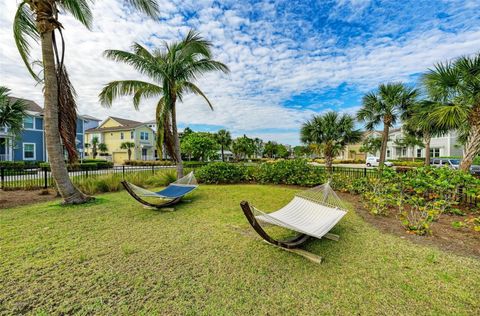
top-left (215, 129), bottom-right (232, 162)
top-left (276, 144), bottom-right (290, 159)
top-left (359, 137), bottom-right (382, 156)
top-left (232, 135), bottom-right (255, 161)
top-left (181, 132), bottom-right (218, 161)
top-left (263, 141), bottom-right (279, 158)
top-left (120, 142), bottom-right (135, 161)
top-left (0, 87), bottom-right (26, 142)
top-left (357, 82), bottom-right (418, 167)
top-left (422, 54), bottom-right (480, 171)
top-left (301, 111), bottom-right (362, 170)
top-left (97, 143), bottom-right (108, 155)
top-left (293, 145), bottom-right (311, 158)
top-left (13, 0), bottom-right (159, 204)
top-left (99, 30), bottom-right (229, 179)
top-left (394, 133), bottom-right (424, 161)
top-left (403, 100), bottom-right (447, 165)
top-left (182, 127), bottom-right (194, 139)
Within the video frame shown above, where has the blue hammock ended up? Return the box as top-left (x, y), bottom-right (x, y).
top-left (155, 185), bottom-right (197, 199)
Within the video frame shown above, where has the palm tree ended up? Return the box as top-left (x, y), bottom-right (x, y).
top-left (13, 0), bottom-right (159, 204)
top-left (403, 100), bottom-right (447, 165)
top-left (99, 30), bottom-right (229, 178)
top-left (301, 111), bottom-right (362, 170)
top-left (215, 129), bottom-right (232, 162)
top-left (357, 83), bottom-right (418, 167)
top-left (120, 142), bottom-right (135, 161)
top-left (98, 143), bottom-right (108, 156)
top-left (422, 54), bottom-right (480, 171)
top-left (0, 87), bottom-right (27, 139)
top-left (90, 136), bottom-right (99, 159)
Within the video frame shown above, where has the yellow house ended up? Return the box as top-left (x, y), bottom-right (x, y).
top-left (84, 116), bottom-right (156, 164)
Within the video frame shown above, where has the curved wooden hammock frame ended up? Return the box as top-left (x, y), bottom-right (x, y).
top-left (122, 181), bottom-right (182, 209)
top-left (240, 201), bottom-right (340, 263)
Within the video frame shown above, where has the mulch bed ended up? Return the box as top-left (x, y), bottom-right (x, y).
top-left (339, 192), bottom-right (480, 259)
top-left (0, 189), bottom-right (59, 209)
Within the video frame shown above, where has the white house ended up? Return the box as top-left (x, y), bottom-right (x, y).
top-left (384, 128), bottom-right (463, 160)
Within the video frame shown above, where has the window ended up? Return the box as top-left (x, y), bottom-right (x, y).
top-left (417, 149), bottom-right (422, 158)
top-left (430, 148), bottom-right (440, 158)
top-left (387, 149), bottom-right (391, 158)
top-left (140, 132), bottom-right (149, 140)
top-left (130, 131), bottom-right (134, 139)
top-left (402, 148), bottom-right (407, 156)
top-left (120, 132), bottom-right (124, 140)
top-left (23, 143), bottom-right (35, 160)
top-left (23, 116), bottom-right (34, 129)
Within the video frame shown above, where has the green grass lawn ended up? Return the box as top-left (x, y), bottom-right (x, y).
top-left (1, 185), bottom-right (479, 315)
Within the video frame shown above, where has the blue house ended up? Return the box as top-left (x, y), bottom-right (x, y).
top-left (0, 97), bottom-right (100, 162)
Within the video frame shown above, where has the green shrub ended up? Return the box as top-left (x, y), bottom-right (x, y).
top-left (40, 162), bottom-right (99, 171)
top-left (0, 161), bottom-right (40, 169)
top-left (392, 161), bottom-right (424, 167)
top-left (254, 159), bottom-right (326, 186)
top-left (196, 162), bottom-right (248, 184)
top-left (124, 160), bottom-right (174, 166)
top-left (82, 159), bottom-right (113, 169)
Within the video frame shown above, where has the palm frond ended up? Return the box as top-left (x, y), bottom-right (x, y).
top-left (125, 0), bottom-right (160, 19)
top-left (181, 81), bottom-right (213, 110)
top-left (13, 2), bottom-right (40, 82)
top-left (429, 103), bottom-right (469, 130)
top-left (103, 49), bottom-right (166, 80)
top-left (57, 66), bottom-right (78, 163)
top-left (99, 80), bottom-right (160, 109)
top-left (58, 0), bottom-right (93, 29)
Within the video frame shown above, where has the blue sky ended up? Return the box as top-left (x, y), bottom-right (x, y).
top-left (1, 0), bottom-right (479, 144)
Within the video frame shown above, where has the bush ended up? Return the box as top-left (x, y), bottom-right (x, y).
top-left (391, 161), bottom-right (424, 167)
top-left (82, 159), bottom-right (113, 169)
top-left (124, 160), bottom-right (174, 166)
top-left (254, 159), bottom-right (326, 186)
top-left (39, 162), bottom-right (100, 171)
top-left (196, 162), bottom-right (248, 184)
top-left (0, 161), bottom-right (40, 169)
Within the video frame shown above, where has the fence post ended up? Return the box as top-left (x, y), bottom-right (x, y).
top-left (43, 167), bottom-right (48, 189)
top-left (152, 165), bottom-right (155, 174)
top-left (363, 168), bottom-right (367, 178)
top-left (122, 165), bottom-right (125, 179)
top-left (1, 167), bottom-right (4, 190)
top-left (86, 168), bottom-right (89, 178)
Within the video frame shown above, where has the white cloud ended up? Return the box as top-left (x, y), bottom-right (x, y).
top-left (0, 0), bottom-right (479, 145)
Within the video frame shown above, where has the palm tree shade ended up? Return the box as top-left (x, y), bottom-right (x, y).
top-left (301, 111), bottom-right (362, 170)
top-left (215, 129), bottom-right (232, 162)
top-left (357, 82), bottom-right (418, 167)
top-left (99, 30), bottom-right (229, 178)
top-left (13, 0), bottom-right (159, 204)
top-left (422, 53), bottom-right (480, 171)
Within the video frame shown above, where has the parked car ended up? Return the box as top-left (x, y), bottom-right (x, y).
top-left (366, 157), bottom-right (393, 167)
top-left (430, 158), bottom-right (460, 170)
top-left (430, 158), bottom-right (480, 176)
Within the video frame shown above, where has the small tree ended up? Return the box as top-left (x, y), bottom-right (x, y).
top-left (181, 132), bottom-right (218, 161)
top-left (91, 137), bottom-right (99, 159)
top-left (120, 142), bottom-right (135, 160)
top-left (215, 129), bottom-right (232, 162)
top-left (232, 135), bottom-right (255, 161)
top-left (98, 143), bottom-right (108, 156)
top-left (0, 87), bottom-right (26, 148)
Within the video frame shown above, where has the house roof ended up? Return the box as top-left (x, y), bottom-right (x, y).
top-left (9, 97), bottom-right (43, 113)
top-left (80, 114), bottom-right (102, 121)
top-left (85, 116), bottom-right (147, 133)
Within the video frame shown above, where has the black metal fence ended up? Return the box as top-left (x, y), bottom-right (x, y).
top-left (1, 165), bottom-right (478, 207)
top-left (0, 165), bottom-right (177, 191)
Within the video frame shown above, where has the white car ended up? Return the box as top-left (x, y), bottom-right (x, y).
top-left (366, 157), bottom-right (393, 167)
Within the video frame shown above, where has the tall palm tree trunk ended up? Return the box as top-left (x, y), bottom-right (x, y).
top-left (424, 133), bottom-right (431, 166)
top-left (379, 120), bottom-right (390, 168)
top-left (460, 107), bottom-right (480, 171)
top-left (171, 104), bottom-right (184, 178)
top-left (41, 30), bottom-right (90, 204)
top-left (221, 145), bottom-right (225, 162)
